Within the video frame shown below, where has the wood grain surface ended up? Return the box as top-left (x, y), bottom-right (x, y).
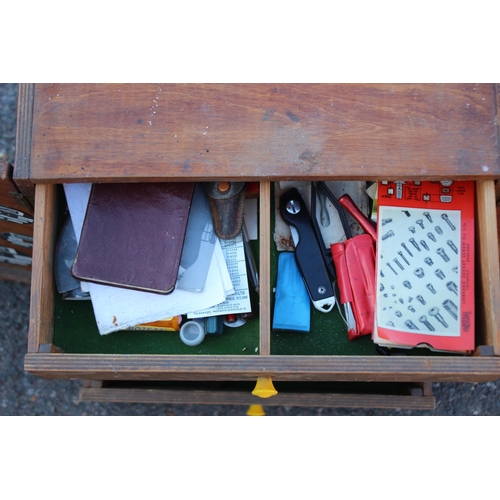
top-left (30, 83), bottom-right (500, 183)
top-left (78, 387), bottom-right (436, 410)
top-left (24, 352), bottom-right (500, 383)
top-left (475, 180), bottom-right (500, 354)
top-left (27, 183), bottom-right (58, 352)
top-left (13, 83), bottom-right (35, 202)
top-left (259, 181), bottom-right (271, 355)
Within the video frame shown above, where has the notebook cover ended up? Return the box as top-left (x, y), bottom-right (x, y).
top-left (71, 182), bottom-right (195, 294)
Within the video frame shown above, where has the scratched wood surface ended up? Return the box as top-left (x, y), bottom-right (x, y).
top-left (0, 161), bottom-right (33, 283)
top-left (259, 181), bottom-right (271, 356)
top-left (29, 83), bottom-right (500, 183)
top-left (0, 162), bottom-right (34, 252)
top-left (78, 387), bottom-right (436, 410)
top-left (24, 352), bottom-right (500, 383)
top-left (475, 180), bottom-right (500, 354)
top-left (14, 83), bottom-right (36, 203)
top-left (27, 183), bottom-right (58, 352)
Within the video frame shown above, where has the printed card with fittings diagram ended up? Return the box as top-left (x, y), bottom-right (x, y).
top-left (373, 180), bottom-right (475, 352)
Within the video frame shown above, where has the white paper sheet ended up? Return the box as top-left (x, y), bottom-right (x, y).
top-left (188, 232), bottom-right (251, 318)
top-left (63, 183), bottom-right (229, 334)
top-left (88, 249), bottom-right (227, 334)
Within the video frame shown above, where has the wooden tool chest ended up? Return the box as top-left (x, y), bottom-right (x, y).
top-left (17, 83), bottom-right (500, 410)
top-left (0, 160), bottom-right (33, 284)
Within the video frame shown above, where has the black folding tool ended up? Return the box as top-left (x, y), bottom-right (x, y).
top-left (279, 188), bottom-right (335, 313)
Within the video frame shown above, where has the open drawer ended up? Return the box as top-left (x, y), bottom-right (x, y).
top-left (24, 179), bottom-right (500, 383)
top-left (19, 83), bottom-right (500, 385)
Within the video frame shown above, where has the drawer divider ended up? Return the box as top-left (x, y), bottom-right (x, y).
top-left (259, 181), bottom-right (271, 355)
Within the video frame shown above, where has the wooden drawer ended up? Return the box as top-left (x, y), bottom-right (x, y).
top-left (78, 380), bottom-right (436, 411)
top-left (20, 83), bottom-right (500, 391)
top-left (24, 179), bottom-right (500, 383)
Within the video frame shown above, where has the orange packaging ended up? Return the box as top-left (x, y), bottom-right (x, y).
top-left (126, 316), bottom-right (182, 331)
top-left (373, 180), bottom-right (475, 352)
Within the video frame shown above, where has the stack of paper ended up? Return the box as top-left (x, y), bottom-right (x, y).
top-left (63, 183), bottom-right (251, 335)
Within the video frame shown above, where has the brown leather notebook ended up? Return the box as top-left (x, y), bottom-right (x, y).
top-left (71, 182), bottom-right (195, 294)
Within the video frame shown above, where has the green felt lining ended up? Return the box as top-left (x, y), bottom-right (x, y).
top-left (53, 293), bottom-right (261, 355)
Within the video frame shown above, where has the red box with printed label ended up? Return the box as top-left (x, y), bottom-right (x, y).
top-left (373, 180), bottom-right (475, 352)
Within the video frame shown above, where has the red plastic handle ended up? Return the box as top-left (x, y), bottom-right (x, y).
top-left (330, 242), bottom-right (353, 304)
top-left (338, 194), bottom-right (377, 243)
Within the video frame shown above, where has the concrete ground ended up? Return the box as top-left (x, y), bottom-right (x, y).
top-left (1, 83), bottom-right (499, 416)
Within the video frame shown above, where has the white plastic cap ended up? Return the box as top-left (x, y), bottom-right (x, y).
top-left (179, 320), bottom-right (205, 346)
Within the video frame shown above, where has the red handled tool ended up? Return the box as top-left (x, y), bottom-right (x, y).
top-left (330, 234), bottom-right (376, 340)
top-left (338, 193), bottom-right (377, 243)
top-left (312, 182), bottom-right (376, 340)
